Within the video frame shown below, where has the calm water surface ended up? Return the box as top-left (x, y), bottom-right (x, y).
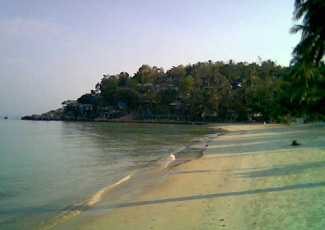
top-left (0, 120), bottom-right (215, 230)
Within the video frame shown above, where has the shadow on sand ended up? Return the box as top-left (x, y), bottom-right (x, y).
top-left (93, 181), bottom-right (325, 210)
top-left (234, 161), bottom-right (325, 178)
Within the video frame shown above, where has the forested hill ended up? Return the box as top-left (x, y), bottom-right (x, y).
top-left (23, 60), bottom-right (325, 122)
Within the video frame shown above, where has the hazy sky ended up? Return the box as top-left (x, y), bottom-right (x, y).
top-left (0, 0), bottom-right (300, 116)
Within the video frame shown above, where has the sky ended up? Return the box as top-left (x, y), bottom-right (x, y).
top-left (0, 0), bottom-right (301, 116)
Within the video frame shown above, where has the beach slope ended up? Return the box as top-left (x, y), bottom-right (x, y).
top-left (57, 123), bottom-right (325, 230)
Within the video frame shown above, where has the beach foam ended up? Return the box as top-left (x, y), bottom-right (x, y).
top-left (43, 135), bottom-right (213, 230)
top-left (37, 174), bottom-right (132, 230)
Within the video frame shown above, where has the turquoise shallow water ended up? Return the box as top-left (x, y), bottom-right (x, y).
top-left (0, 120), bottom-right (214, 230)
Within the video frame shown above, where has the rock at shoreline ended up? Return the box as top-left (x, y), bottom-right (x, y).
top-left (22, 108), bottom-right (63, 121)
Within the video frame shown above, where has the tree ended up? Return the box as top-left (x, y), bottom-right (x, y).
top-left (178, 76), bottom-right (195, 98)
top-left (134, 65), bottom-right (151, 84)
top-left (165, 65), bottom-right (186, 85)
top-left (116, 88), bottom-right (140, 110)
top-left (219, 60), bottom-right (241, 82)
top-left (290, 0), bottom-right (325, 117)
top-left (117, 72), bottom-right (129, 87)
top-left (100, 77), bottom-right (118, 105)
top-left (134, 65), bottom-right (164, 84)
top-left (126, 78), bottom-right (140, 91)
top-left (291, 0), bottom-right (325, 66)
top-left (158, 89), bottom-right (178, 105)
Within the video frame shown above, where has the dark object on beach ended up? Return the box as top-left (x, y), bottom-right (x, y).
top-left (292, 140), bottom-right (301, 146)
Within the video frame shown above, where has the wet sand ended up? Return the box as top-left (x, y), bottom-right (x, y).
top-left (54, 123), bottom-right (325, 230)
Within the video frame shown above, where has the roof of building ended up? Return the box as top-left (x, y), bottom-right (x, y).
top-left (170, 101), bottom-right (182, 106)
top-left (61, 100), bottom-right (78, 105)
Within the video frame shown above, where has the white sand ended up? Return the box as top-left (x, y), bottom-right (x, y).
top-left (52, 123), bottom-right (325, 230)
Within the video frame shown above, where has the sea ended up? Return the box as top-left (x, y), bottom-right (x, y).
top-left (0, 120), bottom-right (216, 230)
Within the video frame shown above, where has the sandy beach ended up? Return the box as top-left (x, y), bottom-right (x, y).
top-left (53, 123), bottom-right (325, 230)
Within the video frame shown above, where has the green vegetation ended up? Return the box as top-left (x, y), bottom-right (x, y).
top-left (289, 0), bottom-right (325, 120)
top-left (54, 59), bottom-right (323, 122)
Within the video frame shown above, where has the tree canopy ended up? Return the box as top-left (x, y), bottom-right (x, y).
top-left (290, 0), bottom-right (325, 119)
top-left (291, 0), bottom-right (325, 66)
top-left (62, 59), bottom-right (317, 122)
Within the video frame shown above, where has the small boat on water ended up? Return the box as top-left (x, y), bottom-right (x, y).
top-left (4, 116), bottom-right (8, 119)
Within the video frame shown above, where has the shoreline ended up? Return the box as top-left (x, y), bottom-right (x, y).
top-left (48, 125), bottom-right (225, 230)
top-left (21, 115), bottom-right (274, 126)
top-left (54, 123), bottom-right (325, 230)
top-left (42, 127), bottom-right (217, 230)
top-left (20, 117), bottom-right (210, 125)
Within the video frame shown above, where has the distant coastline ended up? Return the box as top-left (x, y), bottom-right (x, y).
top-left (21, 60), bottom-right (324, 123)
top-left (20, 113), bottom-right (272, 125)
top-left (20, 114), bottom-right (209, 125)
top-left (19, 60), bottom-right (294, 124)
top-left (1, 115), bottom-right (22, 120)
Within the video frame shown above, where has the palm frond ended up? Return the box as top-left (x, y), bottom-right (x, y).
top-left (290, 25), bottom-right (305, 34)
